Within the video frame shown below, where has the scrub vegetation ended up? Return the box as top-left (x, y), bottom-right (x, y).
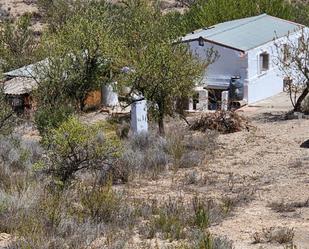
top-left (0, 0), bottom-right (308, 248)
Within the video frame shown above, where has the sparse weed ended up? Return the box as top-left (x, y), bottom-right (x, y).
top-left (190, 230), bottom-right (234, 249)
top-left (252, 227), bottom-right (294, 244)
top-left (148, 197), bottom-right (187, 241)
top-left (192, 196), bottom-right (210, 229)
top-left (120, 132), bottom-right (168, 178)
top-left (184, 170), bottom-right (199, 185)
top-left (269, 199), bottom-right (309, 213)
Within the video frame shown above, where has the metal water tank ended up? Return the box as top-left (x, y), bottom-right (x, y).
top-left (229, 76), bottom-right (244, 101)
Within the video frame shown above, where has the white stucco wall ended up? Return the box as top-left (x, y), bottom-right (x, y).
top-left (187, 29), bottom-right (305, 105)
top-left (246, 31), bottom-right (302, 104)
top-left (188, 40), bottom-right (248, 88)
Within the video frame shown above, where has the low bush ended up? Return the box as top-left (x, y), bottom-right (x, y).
top-left (184, 170), bottom-right (199, 185)
top-left (145, 196), bottom-right (228, 243)
top-left (34, 105), bottom-right (74, 135)
top-left (189, 230), bottom-right (234, 249)
top-left (78, 182), bottom-right (123, 223)
top-left (269, 199), bottom-right (309, 213)
top-left (252, 227), bottom-right (294, 244)
top-left (147, 197), bottom-right (187, 241)
top-left (119, 132), bottom-right (169, 178)
top-left (41, 117), bottom-right (121, 185)
top-left (167, 128), bottom-right (219, 170)
top-left (192, 197), bottom-right (210, 229)
top-left (190, 111), bottom-right (248, 134)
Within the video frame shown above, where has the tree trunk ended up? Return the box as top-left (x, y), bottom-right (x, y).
top-left (294, 86), bottom-right (309, 112)
top-left (80, 98), bottom-right (85, 112)
top-left (158, 101), bottom-right (165, 136)
top-left (158, 116), bottom-right (165, 136)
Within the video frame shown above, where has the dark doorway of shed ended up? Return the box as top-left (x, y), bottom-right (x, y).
top-left (208, 89), bottom-right (223, 110)
top-left (7, 93), bottom-right (33, 115)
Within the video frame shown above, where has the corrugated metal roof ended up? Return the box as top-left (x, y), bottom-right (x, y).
top-left (3, 59), bottom-right (48, 78)
top-left (4, 64), bottom-right (37, 78)
top-left (4, 77), bottom-right (38, 95)
top-left (181, 14), bottom-right (303, 51)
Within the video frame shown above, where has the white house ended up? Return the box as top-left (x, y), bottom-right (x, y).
top-left (181, 14), bottom-right (306, 110)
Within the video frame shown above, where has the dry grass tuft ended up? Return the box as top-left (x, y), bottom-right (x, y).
top-left (252, 227), bottom-right (295, 244)
top-left (269, 199), bottom-right (309, 213)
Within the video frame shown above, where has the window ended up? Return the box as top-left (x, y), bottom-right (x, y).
top-left (259, 52), bottom-right (269, 73)
top-left (198, 37), bottom-right (204, 46)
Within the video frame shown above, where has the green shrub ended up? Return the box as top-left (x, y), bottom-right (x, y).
top-left (79, 182), bottom-right (121, 223)
top-left (34, 105), bottom-right (74, 135)
top-left (149, 211), bottom-right (185, 241)
top-left (182, 0), bottom-right (302, 33)
top-left (192, 197), bottom-right (210, 229)
top-left (148, 198), bottom-right (187, 241)
top-left (41, 117), bottom-right (121, 185)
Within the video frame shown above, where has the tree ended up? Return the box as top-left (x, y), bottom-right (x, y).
top-left (37, 0), bottom-right (105, 33)
top-left (37, 0), bottom-right (76, 32)
top-left (42, 117), bottom-right (121, 185)
top-left (181, 0), bottom-right (301, 33)
top-left (114, 0), bottom-right (212, 135)
top-left (0, 14), bottom-right (39, 72)
top-left (38, 5), bottom-right (117, 111)
top-left (275, 30), bottom-right (309, 112)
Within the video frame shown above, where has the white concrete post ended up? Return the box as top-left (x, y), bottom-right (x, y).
top-left (197, 89), bottom-right (208, 111)
top-left (221, 91), bottom-right (229, 111)
top-left (131, 100), bottom-right (148, 134)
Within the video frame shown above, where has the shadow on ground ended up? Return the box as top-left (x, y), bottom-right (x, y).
top-left (250, 112), bottom-right (287, 123)
top-left (300, 139), bottom-right (309, 148)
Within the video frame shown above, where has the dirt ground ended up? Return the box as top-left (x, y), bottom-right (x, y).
top-left (0, 0), bottom-right (183, 17)
top-left (209, 93), bottom-right (309, 249)
top-left (1, 0), bottom-right (38, 18)
top-left (125, 92), bottom-right (309, 249)
top-left (0, 91), bottom-right (308, 248)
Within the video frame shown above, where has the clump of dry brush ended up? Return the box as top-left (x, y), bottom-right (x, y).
top-left (190, 111), bottom-right (249, 134)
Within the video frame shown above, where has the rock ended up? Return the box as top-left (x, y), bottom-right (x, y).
top-left (0, 233), bottom-right (12, 248)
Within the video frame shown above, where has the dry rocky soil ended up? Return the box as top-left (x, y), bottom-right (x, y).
top-left (123, 92), bottom-right (309, 248)
top-left (0, 93), bottom-right (308, 248)
top-left (1, 0), bottom-right (38, 18)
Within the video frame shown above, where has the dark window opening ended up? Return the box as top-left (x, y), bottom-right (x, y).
top-left (260, 52), bottom-right (269, 72)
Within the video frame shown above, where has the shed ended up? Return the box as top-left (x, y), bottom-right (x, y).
top-left (3, 77), bottom-right (37, 113)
